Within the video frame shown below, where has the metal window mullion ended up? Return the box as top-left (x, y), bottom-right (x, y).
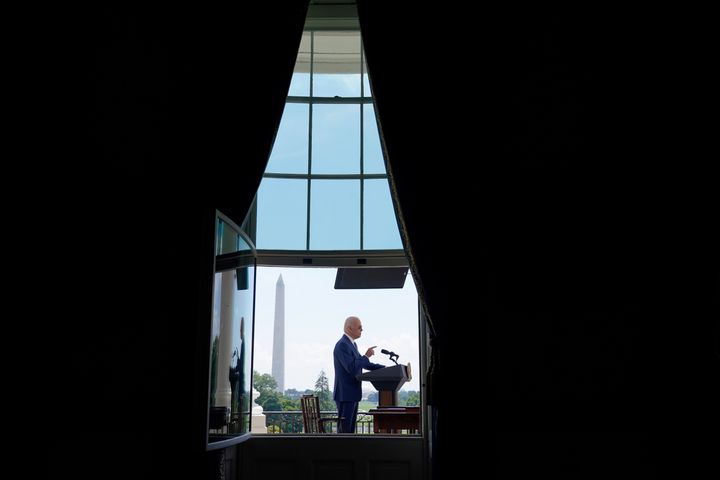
top-left (359, 45), bottom-right (365, 250)
top-left (287, 96), bottom-right (372, 105)
top-left (264, 173), bottom-right (387, 180)
top-left (306, 31), bottom-right (314, 251)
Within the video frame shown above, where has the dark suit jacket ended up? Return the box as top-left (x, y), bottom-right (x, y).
top-left (333, 335), bottom-right (384, 402)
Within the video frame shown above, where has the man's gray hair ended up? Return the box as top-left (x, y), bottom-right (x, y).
top-left (344, 316), bottom-right (359, 330)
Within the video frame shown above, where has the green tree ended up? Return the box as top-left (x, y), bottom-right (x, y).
top-left (314, 370), bottom-right (335, 410)
top-left (285, 388), bottom-right (300, 399)
top-left (257, 390), bottom-right (283, 411)
top-left (253, 371), bottom-right (278, 395)
top-left (281, 397), bottom-right (300, 411)
top-left (315, 370), bottom-right (329, 392)
top-left (406, 391), bottom-right (420, 406)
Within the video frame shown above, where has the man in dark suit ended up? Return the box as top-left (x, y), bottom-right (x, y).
top-left (333, 316), bottom-right (385, 433)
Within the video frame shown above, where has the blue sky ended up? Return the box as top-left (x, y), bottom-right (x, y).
top-left (252, 266), bottom-right (420, 392)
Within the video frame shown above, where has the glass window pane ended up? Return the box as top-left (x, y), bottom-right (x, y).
top-left (208, 263), bottom-right (255, 438)
top-left (312, 32), bottom-right (361, 97)
top-left (314, 73), bottom-right (361, 98)
top-left (310, 180), bottom-right (360, 250)
top-left (216, 219), bottom-right (224, 255)
top-left (363, 179), bottom-right (402, 250)
top-left (289, 33), bottom-right (311, 96)
top-left (257, 178), bottom-right (307, 250)
top-left (237, 235), bottom-right (251, 251)
top-left (292, 32), bottom-right (312, 83)
top-left (363, 104), bottom-right (385, 174)
top-left (220, 220), bottom-right (238, 254)
top-left (217, 219), bottom-right (252, 254)
top-left (312, 104), bottom-right (360, 174)
top-left (266, 104), bottom-right (308, 174)
top-left (288, 73), bottom-right (310, 97)
top-left (362, 61), bottom-right (372, 97)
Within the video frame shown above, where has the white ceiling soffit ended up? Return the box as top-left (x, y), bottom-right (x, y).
top-left (305, 3), bottom-right (359, 30)
top-left (294, 30), bottom-right (362, 74)
top-left (295, 3), bottom-right (360, 74)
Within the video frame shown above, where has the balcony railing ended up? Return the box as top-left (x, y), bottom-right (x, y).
top-left (262, 411), bottom-right (375, 434)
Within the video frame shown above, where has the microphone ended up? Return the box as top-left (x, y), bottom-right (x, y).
top-left (381, 349), bottom-right (399, 365)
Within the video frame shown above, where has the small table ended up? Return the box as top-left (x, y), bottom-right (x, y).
top-left (367, 406), bottom-right (420, 434)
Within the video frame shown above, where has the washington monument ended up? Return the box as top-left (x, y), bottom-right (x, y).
top-left (271, 274), bottom-right (285, 392)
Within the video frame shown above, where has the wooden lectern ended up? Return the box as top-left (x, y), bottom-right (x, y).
top-left (357, 364), bottom-right (409, 406)
top-left (357, 364), bottom-right (420, 433)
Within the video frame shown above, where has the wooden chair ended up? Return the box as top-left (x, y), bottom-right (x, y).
top-left (300, 395), bottom-right (340, 433)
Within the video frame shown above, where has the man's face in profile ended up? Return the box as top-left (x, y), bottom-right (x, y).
top-left (347, 319), bottom-right (363, 340)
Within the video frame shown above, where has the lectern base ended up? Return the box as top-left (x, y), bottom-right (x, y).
top-left (378, 390), bottom-right (397, 407)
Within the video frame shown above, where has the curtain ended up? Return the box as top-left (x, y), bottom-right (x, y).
top-left (46, 3), bottom-right (310, 478)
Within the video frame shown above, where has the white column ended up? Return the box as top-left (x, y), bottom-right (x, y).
top-left (215, 270), bottom-right (236, 408)
top-left (250, 388), bottom-right (267, 433)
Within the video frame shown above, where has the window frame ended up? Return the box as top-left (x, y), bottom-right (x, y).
top-left (252, 28), bottom-right (401, 252)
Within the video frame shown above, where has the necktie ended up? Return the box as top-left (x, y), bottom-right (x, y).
top-left (353, 341), bottom-right (358, 351)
